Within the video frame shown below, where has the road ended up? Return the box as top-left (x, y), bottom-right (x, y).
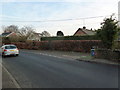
top-left (2, 50), bottom-right (119, 88)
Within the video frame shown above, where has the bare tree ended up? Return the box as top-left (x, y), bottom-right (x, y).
top-left (2, 25), bottom-right (19, 33)
top-left (1, 25), bottom-right (36, 42)
top-left (41, 31), bottom-right (51, 37)
top-left (19, 26), bottom-right (36, 40)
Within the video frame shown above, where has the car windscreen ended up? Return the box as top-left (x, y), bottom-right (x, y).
top-left (5, 46), bottom-right (17, 49)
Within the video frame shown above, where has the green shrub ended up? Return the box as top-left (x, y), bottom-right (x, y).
top-left (41, 35), bottom-right (99, 41)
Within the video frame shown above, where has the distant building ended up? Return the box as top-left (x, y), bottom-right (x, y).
top-left (0, 32), bottom-right (18, 37)
top-left (27, 33), bottom-right (41, 41)
top-left (74, 27), bottom-right (95, 36)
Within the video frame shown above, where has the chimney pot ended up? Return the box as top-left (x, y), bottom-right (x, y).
top-left (83, 26), bottom-right (86, 29)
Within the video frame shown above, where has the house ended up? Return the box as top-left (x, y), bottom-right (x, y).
top-left (74, 27), bottom-right (95, 36)
top-left (1, 32), bottom-right (18, 37)
top-left (1, 32), bottom-right (20, 43)
top-left (27, 33), bottom-right (41, 41)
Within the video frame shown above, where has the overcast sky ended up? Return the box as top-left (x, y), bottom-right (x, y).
top-left (0, 0), bottom-right (120, 36)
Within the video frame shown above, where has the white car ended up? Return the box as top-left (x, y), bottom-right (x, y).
top-left (1, 44), bottom-right (19, 57)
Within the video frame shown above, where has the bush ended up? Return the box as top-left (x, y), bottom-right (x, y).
top-left (113, 41), bottom-right (120, 49)
top-left (95, 49), bottom-right (120, 61)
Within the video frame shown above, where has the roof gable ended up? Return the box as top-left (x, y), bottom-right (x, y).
top-left (1, 32), bottom-right (18, 37)
top-left (74, 28), bottom-right (95, 36)
top-left (1, 32), bottom-right (12, 37)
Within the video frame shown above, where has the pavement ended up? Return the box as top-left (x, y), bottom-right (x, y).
top-left (1, 57), bottom-right (20, 88)
top-left (2, 50), bottom-right (119, 88)
top-left (2, 66), bottom-right (18, 88)
top-left (22, 49), bottom-right (119, 65)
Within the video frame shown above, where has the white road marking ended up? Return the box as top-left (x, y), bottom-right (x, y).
top-left (22, 50), bottom-right (74, 61)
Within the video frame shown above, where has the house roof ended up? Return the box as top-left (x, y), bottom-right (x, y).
top-left (28, 33), bottom-right (41, 38)
top-left (1, 32), bottom-right (12, 37)
top-left (82, 29), bottom-right (95, 35)
top-left (74, 28), bottom-right (95, 36)
top-left (27, 32), bottom-right (41, 41)
top-left (31, 33), bottom-right (42, 37)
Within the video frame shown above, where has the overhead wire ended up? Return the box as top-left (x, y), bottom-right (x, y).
top-left (2, 14), bottom-right (119, 22)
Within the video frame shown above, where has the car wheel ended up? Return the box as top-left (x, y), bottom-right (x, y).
top-left (2, 53), bottom-right (6, 58)
top-left (2, 52), bottom-right (5, 58)
top-left (16, 54), bottom-right (19, 56)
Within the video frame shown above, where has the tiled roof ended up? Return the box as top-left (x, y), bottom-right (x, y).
top-left (1, 32), bottom-right (12, 37)
top-left (82, 29), bottom-right (95, 35)
top-left (74, 28), bottom-right (95, 36)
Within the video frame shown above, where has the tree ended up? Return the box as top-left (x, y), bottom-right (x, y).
top-left (41, 31), bottom-right (51, 37)
top-left (19, 26), bottom-right (36, 42)
top-left (20, 26), bottom-right (35, 37)
top-left (57, 31), bottom-right (64, 36)
top-left (2, 25), bottom-right (36, 42)
top-left (113, 26), bottom-right (120, 49)
top-left (96, 16), bottom-right (119, 49)
top-left (3, 25), bottom-right (19, 33)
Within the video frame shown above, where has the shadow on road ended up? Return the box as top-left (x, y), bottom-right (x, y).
top-left (1, 55), bottom-right (19, 59)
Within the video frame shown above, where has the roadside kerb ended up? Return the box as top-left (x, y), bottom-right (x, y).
top-left (76, 58), bottom-right (119, 66)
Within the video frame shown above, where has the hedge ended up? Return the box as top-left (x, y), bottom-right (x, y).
top-left (95, 49), bottom-right (120, 61)
top-left (41, 35), bottom-right (99, 41)
top-left (12, 40), bottom-right (103, 53)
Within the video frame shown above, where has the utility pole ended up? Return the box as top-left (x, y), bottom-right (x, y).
top-left (118, 1), bottom-right (120, 26)
top-left (83, 19), bottom-right (86, 26)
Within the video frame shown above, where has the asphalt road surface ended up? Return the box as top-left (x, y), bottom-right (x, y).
top-left (2, 50), bottom-right (119, 88)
